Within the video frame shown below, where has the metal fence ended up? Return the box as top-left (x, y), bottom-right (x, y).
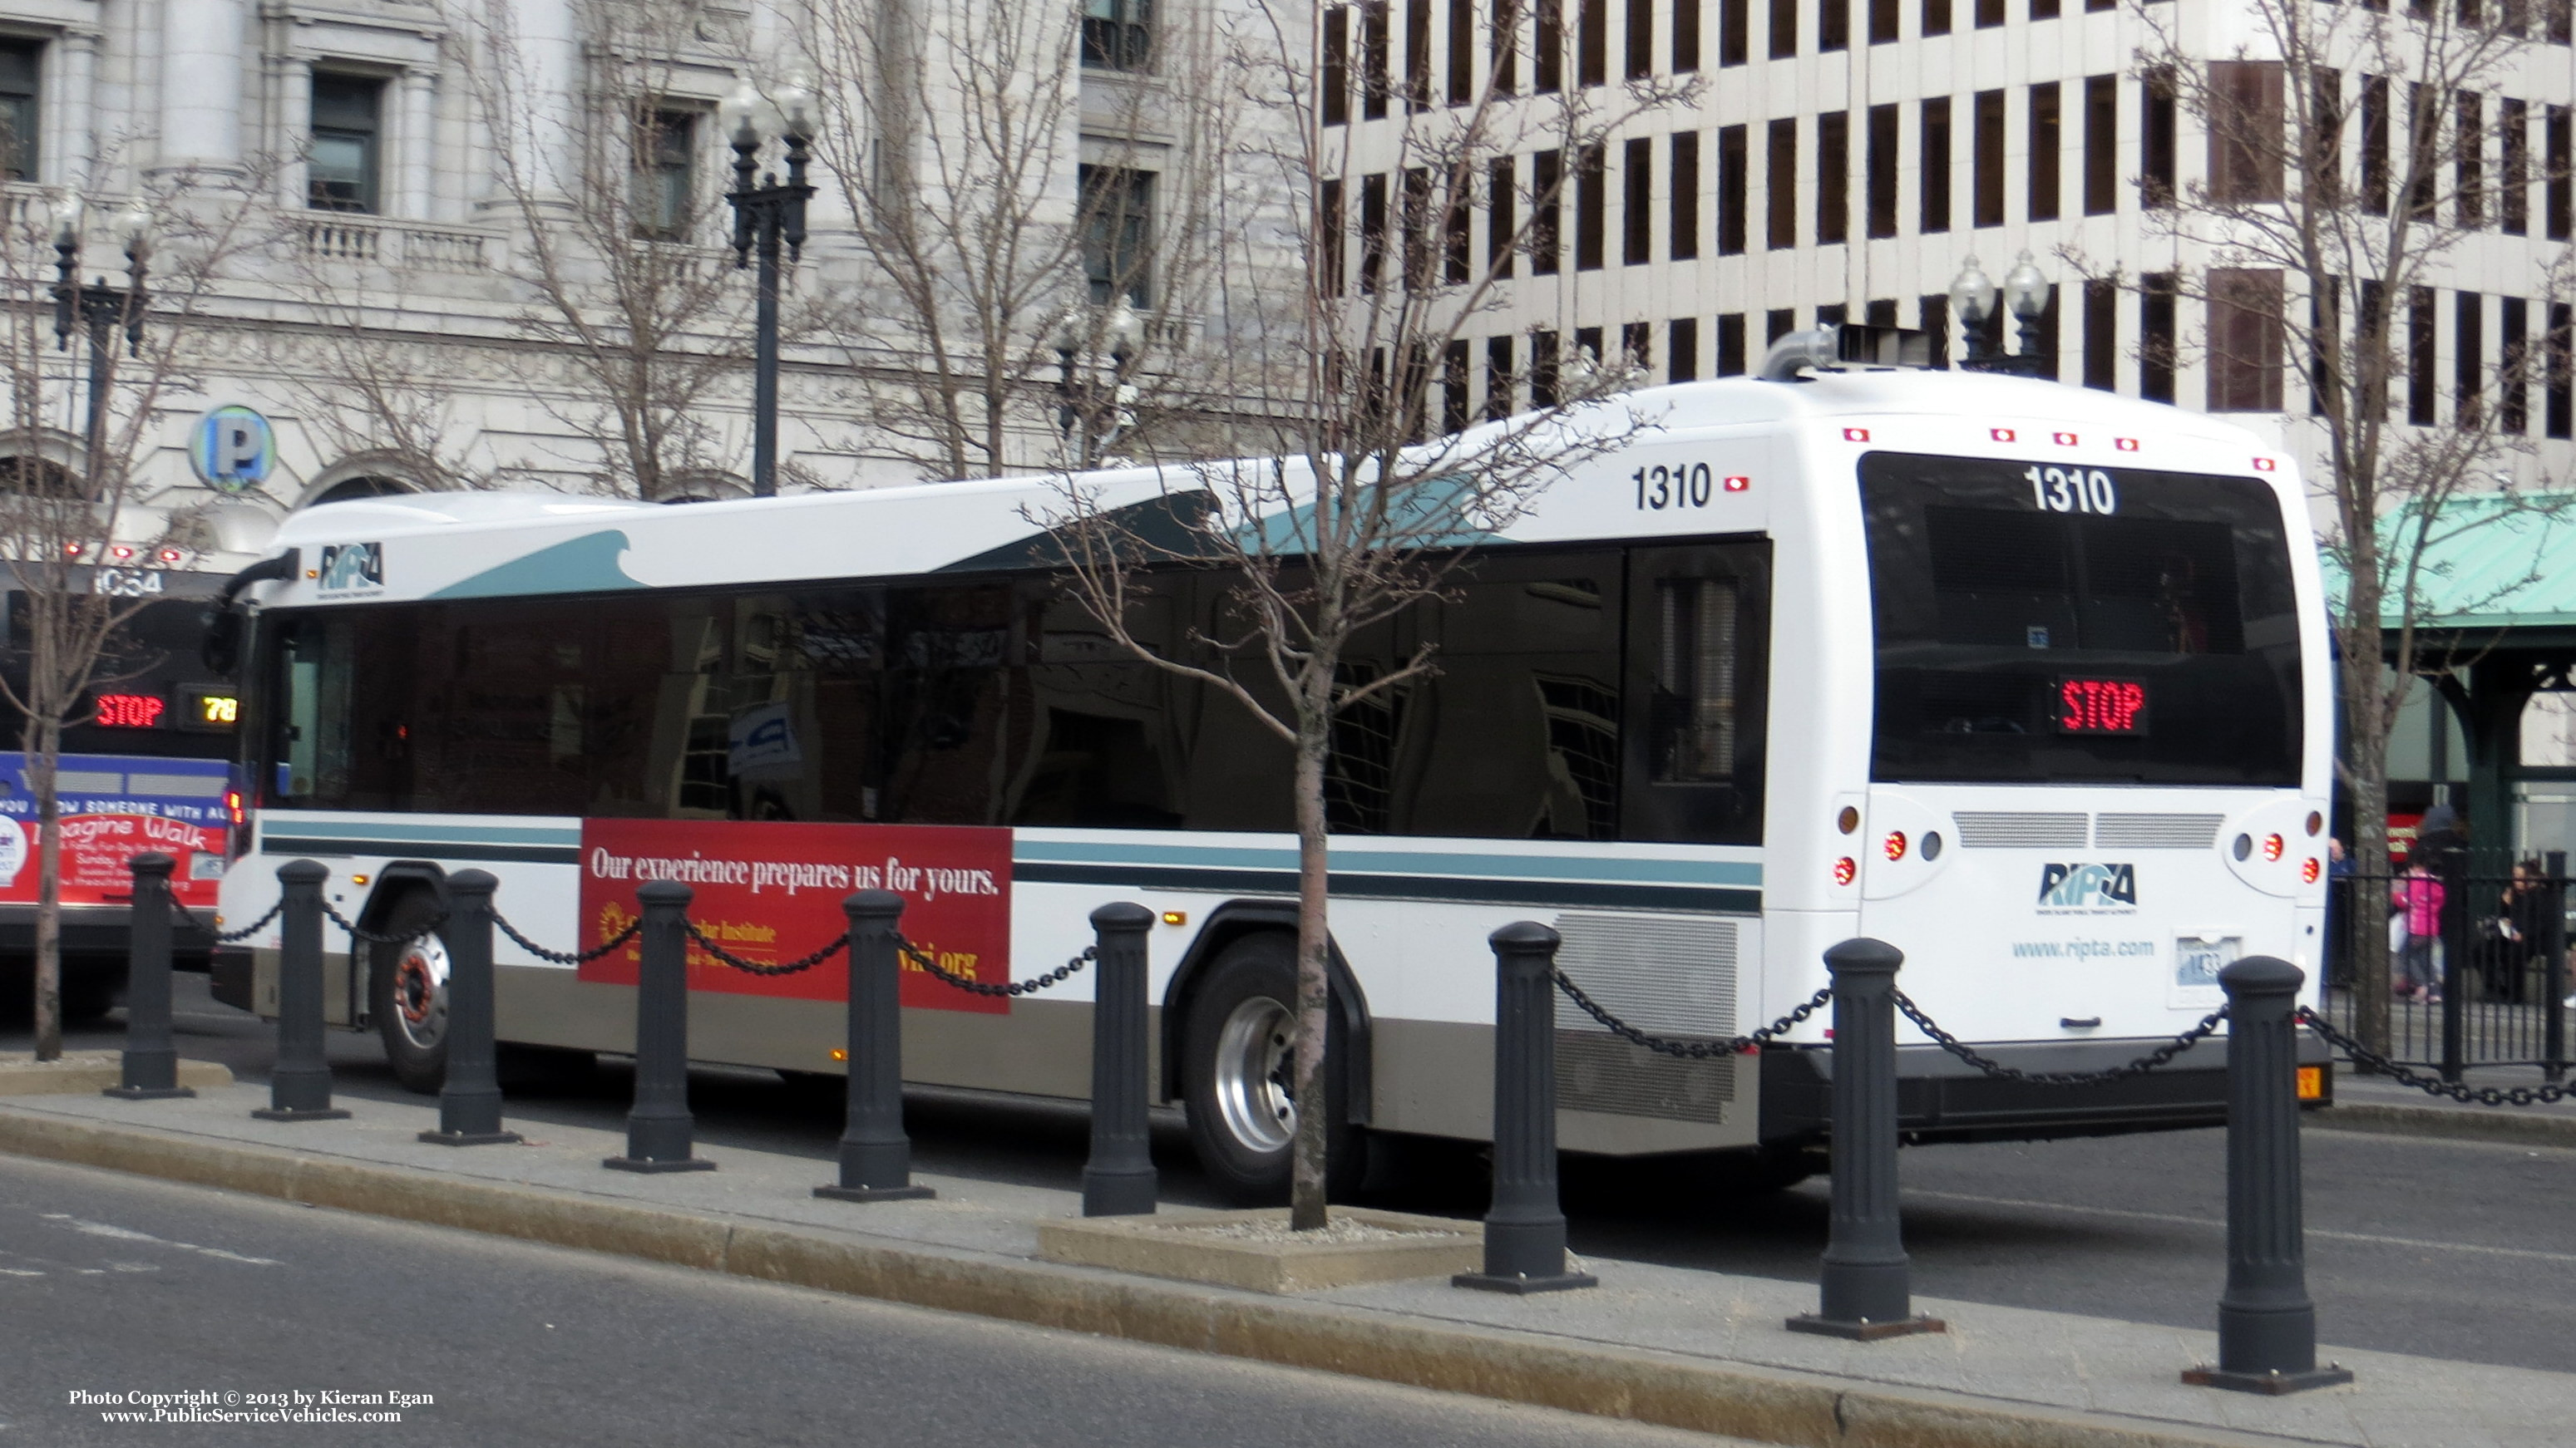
top-left (2323, 850), bottom-right (2572, 1080)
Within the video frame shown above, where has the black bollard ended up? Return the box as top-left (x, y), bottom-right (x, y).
top-left (105, 853), bottom-right (191, 1100)
top-left (254, 859), bottom-right (352, 1121)
top-left (1082, 902), bottom-right (1158, 1217)
top-left (2183, 956), bottom-right (2352, 1394)
top-left (1454, 920), bottom-right (1596, 1293)
top-left (1788, 938), bottom-right (1942, 1339)
top-left (816, 890), bottom-right (933, 1201)
top-left (605, 881), bottom-right (713, 1172)
top-left (419, 870), bottom-right (521, 1146)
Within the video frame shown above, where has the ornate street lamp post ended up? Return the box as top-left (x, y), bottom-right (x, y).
top-left (1050, 300), bottom-right (1144, 468)
top-left (51, 195), bottom-right (152, 476)
top-left (1950, 250), bottom-right (2054, 377)
top-left (721, 76), bottom-right (818, 500)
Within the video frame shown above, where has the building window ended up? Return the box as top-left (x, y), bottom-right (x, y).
top-left (1923, 0), bottom-right (1951, 34)
top-left (1866, 103), bottom-right (1897, 238)
top-left (2083, 76), bottom-right (2116, 215)
top-left (2408, 285), bottom-right (2437, 425)
top-left (2208, 62), bottom-right (2283, 204)
top-left (1485, 336), bottom-right (1514, 420)
top-left (2456, 291), bottom-right (2484, 423)
top-left (1821, 0), bottom-right (1850, 50)
top-left (1364, 2), bottom-right (1392, 116)
top-left (1402, 167), bottom-right (1434, 286)
top-left (2028, 82), bottom-right (2060, 222)
top-left (1580, 0), bottom-right (1608, 84)
top-left (1677, 0), bottom-right (1704, 70)
top-left (1319, 180), bottom-right (1345, 295)
top-left (1493, 0), bottom-right (1519, 91)
top-left (2144, 67), bottom-right (2178, 207)
top-left (0, 42), bottom-right (37, 183)
top-left (2550, 106), bottom-right (2572, 239)
top-left (2503, 98), bottom-right (2529, 235)
top-left (1629, 0), bottom-right (1656, 76)
top-left (633, 110), bottom-right (697, 240)
top-left (1918, 295), bottom-right (1948, 367)
top-left (1817, 111), bottom-right (1848, 244)
top-left (1576, 143), bottom-right (1606, 268)
top-left (1079, 165), bottom-right (1155, 307)
top-left (2141, 272), bottom-right (2177, 403)
top-left (1621, 322), bottom-right (1651, 374)
top-left (1082, 0), bottom-right (1153, 71)
top-left (1769, 0), bottom-right (1797, 57)
top-left (1716, 313), bottom-right (1746, 376)
top-left (1532, 331), bottom-right (1562, 406)
top-left (309, 74), bottom-right (386, 214)
top-left (1537, 0), bottom-right (1563, 91)
top-left (1360, 173), bottom-right (1388, 292)
top-left (2548, 302), bottom-right (2573, 439)
top-left (1767, 118), bottom-right (1797, 248)
top-left (1921, 97), bottom-right (1951, 233)
top-left (1444, 169), bottom-right (1472, 283)
top-left (1532, 150), bottom-right (1563, 273)
top-left (2083, 278), bottom-right (2116, 390)
top-left (1766, 308), bottom-right (1794, 343)
top-left (1670, 317), bottom-right (1700, 381)
top-left (1869, 0), bottom-right (1898, 41)
top-left (2503, 295), bottom-right (2530, 434)
top-left (1718, 124), bottom-right (1747, 253)
top-left (2208, 268), bottom-right (2283, 411)
top-left (2032, 0), bottom-right (2058, 14)
top-left (2457, 91), bottom-right (2484, 228)
top-left (1443, 339), bottom-right (1471, 431)
top-left (1450, 0), bottom-right (1476, 101)
top-left (1972, 89), bottom-right (2004, 228)
top-left (1488, 156), bottom-right (1517, 276)
top-left (2361, 75), bottom-right (2391, 215)
top-left (1974, 0), bottom-right (2002, 26)
top-left (1720, 0), bottom-right (1748, 63)
top-left (1670, 131), bottom-right (1700, 259)
top-left (1323, 8), bottom-right (1350, 125)
top-left (1624, 136), bottom-right (1653, 263)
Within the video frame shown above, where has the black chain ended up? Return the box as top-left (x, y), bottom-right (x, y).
top-left (318, 898), bottom-right (448, 947)
top-left (1551, 973), bottom-right (1833, 1059)
top-left (898, 934), bottom-right (1093, 997)
top-left (683, 920), bottom-right (848, 977)
top-left (1893, 990), bottom-right (2227, 1085)
top-left (2297, 1006), bottom-right (2575, 1106)
top-left (176, 898), bottom-right (284, 944)
top-left (491, 909), bottom-right (640, 966)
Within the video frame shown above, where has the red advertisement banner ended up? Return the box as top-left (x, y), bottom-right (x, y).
top-left (0, 814), bottom-right (229, 909)
top-left (575, 819), bottom-right (1014, 1014)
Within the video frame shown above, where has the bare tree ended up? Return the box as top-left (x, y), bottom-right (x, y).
top-left (1046, 6), bottom-right (1690, 1229)
top-left (2091, 0), bottom-right (2574, 1053)
top-left (448, 0), bottom-right (756, 500)
top-left (0, 167), bottom-right (273, 1057)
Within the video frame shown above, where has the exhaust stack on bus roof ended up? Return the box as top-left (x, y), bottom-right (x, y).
top-left (1759, 323), bottom-right (1935, 382)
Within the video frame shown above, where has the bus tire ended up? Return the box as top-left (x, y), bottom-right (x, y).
top-left (370, 892), bottom-right (450, 1095)
top-left (1180, 933), bottom-right (1364, 1204)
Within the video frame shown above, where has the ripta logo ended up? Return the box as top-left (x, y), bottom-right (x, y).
top-left (2038, 862), bottom-right (2137, 910)
top-left (316, 542), bottom-right (383, 594)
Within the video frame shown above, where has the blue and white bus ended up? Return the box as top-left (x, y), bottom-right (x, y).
top-left (210, 364), bottom-right (2332, 1196)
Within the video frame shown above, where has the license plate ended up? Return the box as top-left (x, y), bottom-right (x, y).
top-left (2174, 935), bottom-right (2242, 990)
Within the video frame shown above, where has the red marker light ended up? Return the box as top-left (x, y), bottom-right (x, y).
top-left (1990, 427), bottom-right (2016, 442)
top-left (1723, 475), bottom-right (1750, 492)
top-left (1843, 427), bottom-right (1870, 442)
top-left (2302, 858), bottom-right (2322, 884)
top-left (157, 548), bottom-right (182, 564)
top-left (110, 545), bottom-right (133, 559)
top-left (2115, 437), bottom-right (2140, 451)
top-left (2253, 457), bottom-right (2277, 471)
top-left (1883, 831), bottom-right (1908, 862)
top-left (2052, 431), bottom-right (2078, 446)
top-left (225, 789), bottom-right (244, 828)
top-left (2263, 834), bottom-right (2286, 862)
top-left (1833, 857), bottom-right (1858, 886)
top-left (62, 542), bottom-right (80, 556)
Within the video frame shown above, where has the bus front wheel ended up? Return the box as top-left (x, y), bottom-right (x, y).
top-left (369, 893), bottom-right (450, 1095)
top-left (1180, 934), bottom-right (1363, 1204)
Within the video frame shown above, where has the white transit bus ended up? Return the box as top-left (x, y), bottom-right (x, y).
top-left (210, 359), bottom-right (2332, 1198)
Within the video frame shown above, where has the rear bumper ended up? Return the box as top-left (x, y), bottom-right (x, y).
top-left (0, 904), bottom-right (215, 966)
top-left (1759, 1032), bottom-right (2334, 1145)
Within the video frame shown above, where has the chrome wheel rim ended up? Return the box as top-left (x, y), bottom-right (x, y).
top-left (1212, 994), bottom-right (1296, 1154)
top-left (390, 934), bottom-right (449, 1052)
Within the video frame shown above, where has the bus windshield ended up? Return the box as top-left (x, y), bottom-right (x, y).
top-left (1861, 451), bottom-right (2302, 786)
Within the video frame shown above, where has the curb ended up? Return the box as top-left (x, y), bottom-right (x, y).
top-left (2310, 1100), bottom-right (2576, 1149)
top-left (0, 1109), bottom-right (2300, 1448)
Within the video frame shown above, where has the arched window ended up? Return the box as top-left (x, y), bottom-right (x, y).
top-left (0, 456), bottom-right (85, 498)
top-left (310, 475), bottom-right (414, 506)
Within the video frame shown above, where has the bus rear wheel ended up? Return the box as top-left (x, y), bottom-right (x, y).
top-left (369, 893), bottom-right (450, 1095)
top-left (1180, 934), bottom-right (1363, 1204)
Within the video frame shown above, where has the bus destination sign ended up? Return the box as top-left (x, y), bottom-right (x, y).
top-left (574, 819), bottom-right (1014, 1014)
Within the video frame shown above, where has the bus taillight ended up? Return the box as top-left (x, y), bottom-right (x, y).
top-left (1833, 857), bottom-right (1858, 886)
top-left (1883, 832), bottom-right (1907, 862)
top-left (2302, 858), bottom-right (2322, 884)
top-left (2263, 834), bottom-right (2285, 862)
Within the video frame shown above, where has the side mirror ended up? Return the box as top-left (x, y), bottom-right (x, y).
top-left (201, 609), bottom-right (241, 675)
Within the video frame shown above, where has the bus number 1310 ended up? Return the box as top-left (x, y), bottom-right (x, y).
top-left (2027, 465), bottom-right (2117, 515)
top-left (1635, 463), bottom-right (1719, 510)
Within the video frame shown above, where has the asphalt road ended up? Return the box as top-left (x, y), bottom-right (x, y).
top-left (10, 978), bottom-right (2576, 1377)
top-left (0, 1153), bottom-right (1747, 1448)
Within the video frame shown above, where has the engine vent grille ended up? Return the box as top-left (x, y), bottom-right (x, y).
top-left (2093, 813), bottom-right (2224, 850)
top-left (1549, 913), bottom-right (1740, 1121)
top-left (1952, 811), bottom-right (2090, 849)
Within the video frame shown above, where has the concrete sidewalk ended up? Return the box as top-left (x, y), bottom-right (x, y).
top-left (2314, 1062), bottom-right (2576, 1147)
top-left (0, 1076), bottom-right (2566, 1448)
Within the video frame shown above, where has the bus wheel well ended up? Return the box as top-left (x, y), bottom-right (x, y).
top-left (1158, 903), bottom-right (1370, 1125)
top-left (352, 864), bottom-right (448, 1013)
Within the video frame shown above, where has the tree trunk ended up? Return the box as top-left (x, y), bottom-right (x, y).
top-left (1289, 707), bottom-right (1333, 1232)
top-left (2340, 644), bottom-right (2395, 1059)
top-left (30, 716), bottom-right (60, 1061)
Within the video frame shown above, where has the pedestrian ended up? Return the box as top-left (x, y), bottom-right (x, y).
top-left (2392, 855), bottom-right (2444, 1002)
top-left (2490, 859), bottom-right (2551, 1002)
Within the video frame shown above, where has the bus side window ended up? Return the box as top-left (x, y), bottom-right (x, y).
top-left (1623, 542), bottom-right (1769, 845)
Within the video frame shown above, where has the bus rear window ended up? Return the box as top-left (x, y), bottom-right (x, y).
top-left (1862, 452), bottom-right (2302, 786)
